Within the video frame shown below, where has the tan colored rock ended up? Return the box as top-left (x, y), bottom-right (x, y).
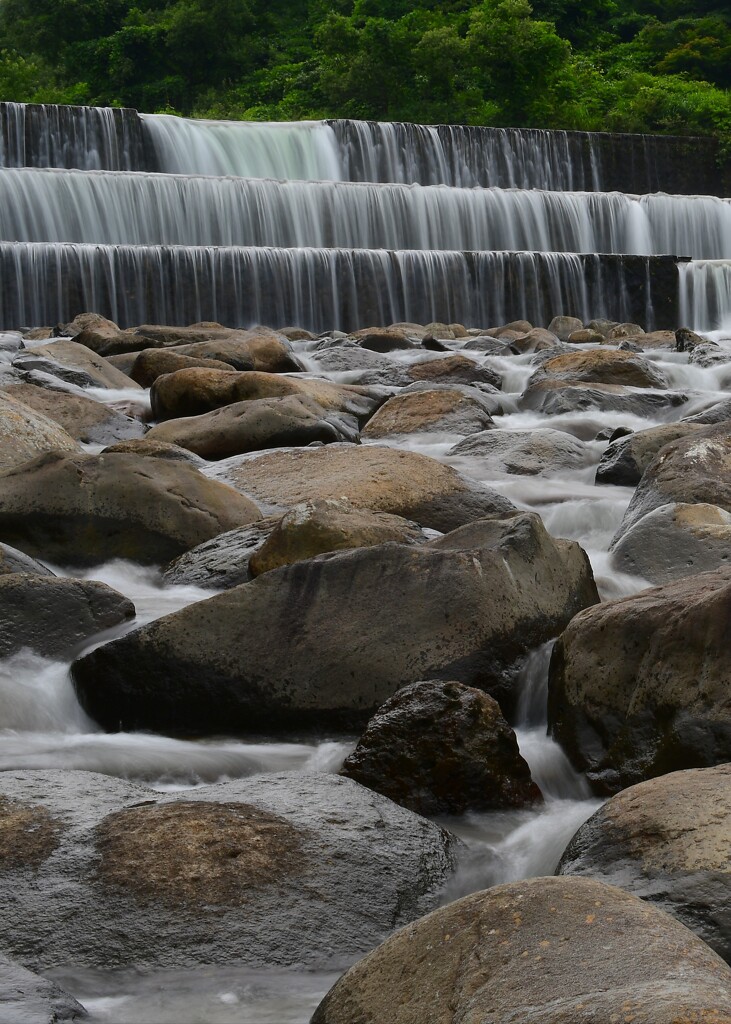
top-left (350, 327), bottom-right (416, 352)
top-left (558, 764), bottom-right (731, 962)
top-left (249, 499), bottom-right (424, 576)
top-left (407, 353), bottom-right (501, 388)
top-left (528, 347), bottom-right (668, 391)
top-left (1, 382), bottom-right (145, 445)
top-left (101, 437), bottom-right (203, 463)
top-left (130, 349), bottom-right (234, 387)
top-left (15, 339), bottom-right (141, 390)
top-left (567, 328), bottom-right (605, 344)
top-left (362, 388), bottom-right (494, 438)
top-left (312, 876), bottom-right (731, 1024)
top-left (0, 391), bottom-right (79, 472)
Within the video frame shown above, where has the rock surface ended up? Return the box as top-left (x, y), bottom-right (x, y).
top-left (0, 770), bottom-right (459, 972)
top-left (130, 348), bottom-right (234, 386)
top-left (362, 387), bottom-right (494, 438)
top-left (0, 574), bottom-right (135, 658)
top-left (312, 876), bottom-right (731, 1024)
top-left (527, 347), bottom-right (668, 391)
top-left (0, 451), bottom-right (260, 566)
top-left (2, 382), bottom-right (146, 445)
top-left (548, 567), bottom-right (731, 792)
top-left (0, 542), bottom-right (52, 577)
top-left (450, 427), bottom-right (588, 475)
top-left (71, 512), bottom-right (597, 733)
top-left (558, 764), bottom-right (731, 963)
top-left (340, 680), bottom-right (542, 815)
top-left (0, 391), bottom-right (79, 472)
top-left (15, 339), bottom-right (141, 390)
top-left (163, 521), bottom-right (275, 589)
top-left (207, 443), bottom-right (517, 533)
top-left (0, 952), bottom-right (87, 1023)
top-left (596, 422), bottom-right (704, 486)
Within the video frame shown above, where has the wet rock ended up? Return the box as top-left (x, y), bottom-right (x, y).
top-left (0, 542), bottom-right (52, 577)
top-left (607, 322), bottom-right (644, 341)
top-left (450, 428), bottom-right (588, 476)
top-left (557, 764), bottom-right (731, 963)
top-left (147, 395), bottom-right (360, 458)
top-left (276, 326), bottom-right (315, 342)
top-left (421, 335), bottom-right (450, 351)
top-left (462, 336), bottom-right (511, 355)
top-left (349, 327), bottom-right (417, 352)
top-left (249, 499), bottom-right (425, 577)
top-left (57, 311), bottom-right (119, 340)
top-left (547, 314), bottom-right (584, 341)
top-left (14, 340), bottom-right (141, 391)
top-left (548, 567), bottom-right (731, 793)
top-left (0, 450), bottom-right (260, 566)
top-left (630, 329), bottom-right (677, 349)
top-left (689, 342), bottom-right (729, 368)
top-left (101, 437), bottom-right (203, 464)
top-left (0, 574), bottom-right (134, 659)
top-left (618, 338), bottom-right (643, 352)
top-left (207, 443), bottom-right (517, 534)
top-left (684, 396), bottom-right (731, 424)
top-left (309, 341), bottom-right (398, 373)
top-left (595, 422), bottom-right (705, 487)
top-left (163, 521), bottom-right (275, 589)
top-left (340, 680), bottom-right (542, 815)
top-left (0, 770), bottom-right (459, 971)
top-left (586, 317), bottom-right (618, 338)
top-left (407, 354), bottom-right (501, 389)
top-left (567, 328), bottom-right (605, 344)
top-left (0, 952), bottom-right (87, 1022)
top-left (71, 512), bottom-right (597, 733)
top-left (524, 383), bottom-right (686, 419)
top-left (510, 328), bottom-right (561, 353)
top-left (130, 348), bottom-right (234, 387)
top-left (362, 388), bottom-right (494, 438)
top-left (150, 368), bottom-right (383, 424)
top-left (0, 391), bottom-right (79, 473)
top-left (526, 348), bottom-right (669, 391)
top-left (676, 327), bottom-right (706, 351)
top-left (612, 502), bottom-right (731, 584)
top-left (423, 322), bottom-right (457, 340)
top-left (611, 424), bottom-right (731, 544)
top-left (1, 382), bottom-right (146, 445)
top-left (312, 876), bottom-right (731, 1024)
top-left (496, 320), bottom-right (532, 336)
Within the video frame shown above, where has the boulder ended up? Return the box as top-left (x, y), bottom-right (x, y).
top-left (450, 428), bottom-right (588, 476)
top-left (611, 502), bottom-right (731, 584)
top-left (249, 499), bottom-right (424, 577)
top-left (340, 680), bottom-right (542, 815)
top-left (607, 322), bottom-right (645, 341)
top-left (0, 770), bottom-right (459, 971)
top-left (509, 328), bottom-right (562, 353)
top-left (57, 311), bottom-right (119, 339)
top-left (558, 764), bottom-right (731, 963)
top-left (567, 328), bottom-right (605, 344)
top-left (149, 368), bottom-right (384, 424)
top-left (0, 391), bottom-right (79, 473)
top-left (627, 329), bottom-right (677, 349)
top-left (548, 567), bottom-right (731, 793)
top-left (596, 422), bottom-right (705, 487)
top-left (462, 336), bottom-right (511, 355)
top-left (163, 521), bottom-right (276, 589)
top-left (547, 315), bottom-right (584, 341)
top-left (407, 354), bottom-right (501, 389)
top-left (0, 542), bottom-right (52, 577)
top-left (611, 425), bottom-right (731, 544)
top-left (1, 382), bottom-right (146, 445)
top-left (0, 574), bottom-right (135, 658)
top-left (130, 348), bottom-right (234, 387)
top-left (71, 512), bottom-right (597, 733)
top-left (312, 876), bottom-right (731, 1024)
top-left (526, 348), bottom-right (669, 391)
top-left (277, 326), bottom-right (315, 341)
top-left (146, 395), bottom-right (360, 458)
top-left (349, 327), bottom-right (416, 352)
top-left (522, 383), bottom-right (686, 419)
top-left (684, 397), bottom-right (731, 425)
top-left (689, 343), bottom-right (729, 369)
top-left (0, 952), bottom-right (87, 1022)
top-left (0, 450), bottom-right (260, 566)
top-left (310, 342), bottom-right (398, 373)
top-left (101, 437), bottom-right (203, 464)
top-left (362, 388), bottom-right (494, 438)
top-left (14, 340), bottom-right (141, 390)
top-left (676, 327), bottom-right (706, 351)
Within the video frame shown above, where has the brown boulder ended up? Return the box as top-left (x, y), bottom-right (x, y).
top-left (15, 339), bottom-right (141, 390)
top-left (362, 387), bottom-right (494, 438)
top-left (0, 391), bottom-right (79, 472)
top-left (130, 349), bottom-right (234, 387)
top-left (2, 382), bottom-right (146, 445)
top-left (527, 348), bottom-right (668, 391)
top-left (407, 353), bottom-right (501, 389)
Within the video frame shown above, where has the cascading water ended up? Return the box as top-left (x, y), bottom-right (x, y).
top-left (678, 260), bottom-right (731, 331)
top-left (2, 168), bottom-right (730, 257)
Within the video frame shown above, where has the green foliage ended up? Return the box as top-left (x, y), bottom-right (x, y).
top-left (0, 0), bottom-right (728, 155)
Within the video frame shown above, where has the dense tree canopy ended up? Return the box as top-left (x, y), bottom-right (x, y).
top-left (0, 0), bottom-right (729, 150)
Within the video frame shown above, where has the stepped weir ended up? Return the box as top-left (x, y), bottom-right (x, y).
top-left (0, 101), bottom-right (729, 331)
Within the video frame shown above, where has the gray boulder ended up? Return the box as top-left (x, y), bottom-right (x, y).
top-left (596, 422), bottom-right (704, 487)
top-left (558, 764), bottom-right (731, 963)
top-left (14, 340), bottom-right (141, 390)
top-left (0, 542), bottom-right (52, 578)
top-left (450, 428), bottom-right (588, 475)
top-left (0, 770), bottom-right (459, 971)
top-left (72, 512), bottom-right (597, 734)
top-left (312, 876), bottom-right (731, 1024)
top-left (0, 953), bottom-right (86, 1022)
top-left (547, 315), bottom-right (584, 341)
top-left (163, 522), bottom-right (275, 589)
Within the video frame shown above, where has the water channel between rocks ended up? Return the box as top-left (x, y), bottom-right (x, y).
top-left (2, 332), bottom-right (730, 1022)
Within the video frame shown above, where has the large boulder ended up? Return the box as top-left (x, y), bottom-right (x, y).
top-left (0, 953), bottom-right (87, 1022)
top-left (548, 314), bottom-right (584, 340)
top-left (0, 450), bottom-right (260, 566)
top-left (558, 765), bottom-right (731, 963)
top-left (548, 568), bottom-right (731, 793)
top-left (248, 499), bottom-right (424, 577)
top-left (312, 876), bottom-right (731, 1024)
top-left (0, 574), bottom-right (134, 659)
top-left (13, 340), bottom-right (141, 390)
top-left (521, 383), bottom-right (686, 419)
top-left (450, 428), bottom-right (589, 475)
top-left (612, 425), bottom-right (731, 545)
top-left (406, 354), bottom-right (501, 389)
top-left (0, 391), bottom-right (79, 472)
top-left (0, 770), bottom-right (459, 971)
top-left (611, 502), bottom-right (731, 584)
top-left (163, 521), bottom-right (275, 589)
top-left (1, 382), bottom-right (146, 445)
top-left (596, 422), bottom-right (705, 486)
top-left (146, 395), bottom-right (360, 458)
top-left (130, 348), bottom-right (235, 386)
top-left (527, 347), bottom-right (668, 391)
top-left (150, 368), bottom-right (383, 423)
top-left (206, 443), bottom-right (517, 534)
top-left (71, 512), bottom-right (597, 733)
top-left (340, 680), bottom-right (542, 815)
top-left (362, 387), bottom-right (494, 438)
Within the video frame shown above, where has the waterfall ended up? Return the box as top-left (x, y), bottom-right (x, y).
top-left (2, 168), bottom-right (730, 257)
top-left (0, 242), bottom-right (680, 332)
top-left (678, 261), bottom-right (731, 331)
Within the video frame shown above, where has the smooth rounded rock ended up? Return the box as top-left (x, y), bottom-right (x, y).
top-left (312, 875), bottom-right (731, 1024)
top-left (558, 764), bottom-right (731, 963)
top-left (130, 348), bottom-right (234, 386)
top-left (527, 348), bottom-right (669, 391)
top-left (0, 391), bottom-right (79, 473)
top-left (450, 428), bottom-right (588, 475)
top-left (0, 542), bottom-right (53, 577)
top-left (0, 952), bottom-right (87, 1022)
top-left (362, 388), bottom-right (494, 438)
top-left (596, 422), bottom-right (704, 487)
top-left (14, 340), bottom-right (141, 390)
top-left (2, 382), bottom-right (146, 445)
